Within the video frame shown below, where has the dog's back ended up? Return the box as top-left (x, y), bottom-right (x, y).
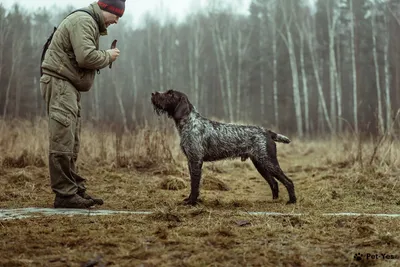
top-left (179, 111), bottom-right (284, 162)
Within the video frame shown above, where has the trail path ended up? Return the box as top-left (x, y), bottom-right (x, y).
top-left (1, 207), bottom-right (400, 220)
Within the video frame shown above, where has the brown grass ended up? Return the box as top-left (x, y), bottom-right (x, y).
top-left (0, 118), bottom-right (400, 266)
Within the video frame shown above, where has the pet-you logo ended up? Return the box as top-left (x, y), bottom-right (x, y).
top-left (354, 253), bottom-right (399, 261)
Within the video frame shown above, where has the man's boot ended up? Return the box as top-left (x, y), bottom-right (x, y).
top-left (54, 194), bottom-right (95, 209)
top-left (78, 191), bottom-right (104, 206)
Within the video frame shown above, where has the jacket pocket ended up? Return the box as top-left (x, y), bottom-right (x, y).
top-left (40, 75), bottom-right (51, 100)
top-left (40, 75), bottom-right (51, 84)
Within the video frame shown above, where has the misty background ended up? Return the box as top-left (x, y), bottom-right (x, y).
top-left (0, 0), bottom-right (399, 138)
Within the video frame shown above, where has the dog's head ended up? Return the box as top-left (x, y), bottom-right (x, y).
top-left (151, 89), bottom-right (193, 121)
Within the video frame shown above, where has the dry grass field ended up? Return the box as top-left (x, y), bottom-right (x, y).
top-left (0, 118), bottom-right (399, 267)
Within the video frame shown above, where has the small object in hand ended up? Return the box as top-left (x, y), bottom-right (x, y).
top-left (109, 39), bottom-right (117, 69)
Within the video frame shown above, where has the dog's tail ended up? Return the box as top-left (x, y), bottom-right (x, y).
top-left (267, 130), bottom-right (291, 144)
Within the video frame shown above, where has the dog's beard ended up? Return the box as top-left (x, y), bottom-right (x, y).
top-left (152, 103), bottom-right (167, 116)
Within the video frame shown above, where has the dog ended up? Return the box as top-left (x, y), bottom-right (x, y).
top-left (151, 89), bottom-right (296, 205)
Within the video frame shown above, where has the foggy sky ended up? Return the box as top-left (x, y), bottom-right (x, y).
top-left (0, 0), bottom-right (254, 26)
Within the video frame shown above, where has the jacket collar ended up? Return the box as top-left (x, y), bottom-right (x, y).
top-left (89, 2), bottom-right (108, 35)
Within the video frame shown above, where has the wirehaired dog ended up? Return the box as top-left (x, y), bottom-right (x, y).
top-left (151, 89), bottom-right (296, 205)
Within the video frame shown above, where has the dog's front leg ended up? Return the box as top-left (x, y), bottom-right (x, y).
top-left (183, 160), bottom-right (203, 205)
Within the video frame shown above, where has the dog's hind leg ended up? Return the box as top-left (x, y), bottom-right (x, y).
top-left (270, 166), bottom-right (296, 204)
top-left (265, 139), bottom-right (296, 204)
top-left (251, 158), bottom-right (279, 200)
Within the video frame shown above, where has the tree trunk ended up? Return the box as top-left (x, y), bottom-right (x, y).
top-left (3, 36), bottom-right (22, 119)
top-left (383, 8), bottom-right (392, 133)
top-left (285, 29), bottom-right (303, 137)
top-left (147, 26), bottom-right (156, 89)
top-left (130, 57), bottom-right (139, 124)
top-left (113, 77), bottom-right (128, 133)
top-left (335, 34), bottom-right (343, 133)
top-left (93, 76), bottom-right (100, 122)
top-left (305, 17), bottom-right (333, 133)
top-left (158, 25), bottom-right (164, 92)
top-left (0, 13), bottom-right (11, 109)
top-left (327, 3), bottom-right (339, 133)
top-left (237, 26), bottom-right (252, 122)
top-left (236, 29), bottom-right (243, 122)
top-left (188, 34), bottom-right (194, 98)
top-left (211, 27), bottom-right (228, 117)
top-left (371, 6), bottom-right (384, 134)
top-left (272, 14), bottom-right (279, 128)
top-left (279, 3), bottom-right (303, 137)
top-left (259, 16), bottom-right (265, 123)
top-left (299, 28), bottom-right (309, 137)
top-left (350, 0), bottom-right (358, 133)
top-left (216, 23), bottom-right (234, 122)
top-left (193, 20), bottom-right (201, 108)
top-left (188, 18), bottom-right (202, 108)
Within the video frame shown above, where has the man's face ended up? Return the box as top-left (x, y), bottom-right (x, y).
top-left (103, 11), bottom-right (120, 28)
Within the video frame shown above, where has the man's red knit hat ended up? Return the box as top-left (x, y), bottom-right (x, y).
top-left (98, 0), bottom-right (126, 17)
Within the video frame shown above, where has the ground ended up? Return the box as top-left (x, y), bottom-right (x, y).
top-left (0, 119), bottom-right (399, 266)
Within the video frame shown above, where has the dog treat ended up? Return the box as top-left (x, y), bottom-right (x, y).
top-left (109, 39), bottom-right (117, 69)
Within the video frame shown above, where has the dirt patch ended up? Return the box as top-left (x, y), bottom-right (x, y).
top-left (159, 176), bottom-right (187, 190)
top-left (202, 176), bottom-right (230, 191)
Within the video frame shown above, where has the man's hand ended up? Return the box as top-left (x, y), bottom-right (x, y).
top-left (108, 48), bottom-right (120, 62)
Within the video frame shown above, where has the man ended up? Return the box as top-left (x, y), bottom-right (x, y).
top-left (40, 0), bottom-right (125, 209)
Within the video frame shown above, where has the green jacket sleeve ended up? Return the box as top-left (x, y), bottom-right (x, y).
top-left (69, 16), bottom-right (112, 70)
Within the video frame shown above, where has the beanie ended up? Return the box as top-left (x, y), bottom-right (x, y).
top-left (98, 0), bottom-right (126, 17)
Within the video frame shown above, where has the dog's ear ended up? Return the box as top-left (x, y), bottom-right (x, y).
top-left (173, 96), bottom-right (191, 121)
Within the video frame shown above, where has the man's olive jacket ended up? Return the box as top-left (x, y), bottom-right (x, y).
top-left (41, 2), bottom-right (112, 92)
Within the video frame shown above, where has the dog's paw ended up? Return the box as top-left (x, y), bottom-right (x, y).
top-left (183, 197), bottom-right (199, 206)
top-left (183, 200), bottom-right (197, 206)
top-left (286, 199), bottom-right (297, 205)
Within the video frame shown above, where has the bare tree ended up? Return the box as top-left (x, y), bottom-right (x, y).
top-left (236, 28), bottom-right (245, 121)
top-left (305, 13), bottom-right (333, 133)
top-left (258, 13), bottom-right (266, 122)
top-left (211, 23), bottom-right (228, 117)
top-left (371, 3), bottom-right (384, 134)
top-left (112, 71), bottom-right (129, 133)
top-left (278, 1), bottom-right (303, 137)
top-left (130, 56), bottom-right (139, 124)
top-left (327, 2), bottom-right (340, 133)
top-left (350, 0), bottom-right (358, 133)
top-left (146, 18), bottom-right (156, 90)
top-left (335, 33), bottom-right (343, 133)
top-left (3, 25), bottom-right (23, 119)
top-left (0, 6), bottom-right (11, 115)
top-left (383, 5), bottom-right (392, 133)
top-left (211, 16), bottom-right (234, 121)
top-left (296, 22), bottom-right (310, 137)
top-left (236, 19), bottom-right (252, 122)
top-left (188, 16), bottom-right (204, 107)
top-left (271, 4), bottom-right (279, 128)
top-left (157, 23), bottom-right (165, 92)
